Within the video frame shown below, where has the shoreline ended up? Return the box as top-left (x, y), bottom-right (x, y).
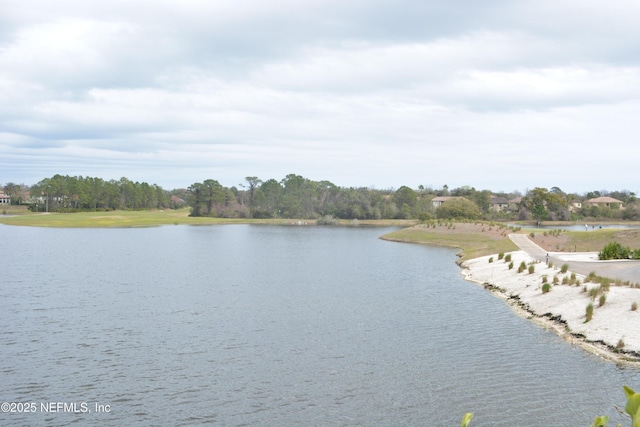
top-left (460, 251), bottom-right (640, 366)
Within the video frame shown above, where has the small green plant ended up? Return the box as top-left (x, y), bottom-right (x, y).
top-left (488, 257), bottom-right (494, 263)
top-left (599, 293), bottom-right (607, 307)
top-left (542, 283), bottom-right (551, 294)
top-left (508, 261), bottom-right (514, 270)
top-left (590, 415), bottom-right (609, 427)
top-left (560, 263), bottom-right (569, 273)
top-left (562, 276), bottom-right (570, 285)
top-left (461, 385), bottom-right (640, 426)
top-left (541, 275), bottom-right (548, 283)
top-left (528, 264), bottom-right (535, 274)
top-left (632, 301), bottom-right (638, 311)
top-left (518, 261), bottom-right (527, 273)
top-left (498, 252), bottom-right (504, 260)
top-left (585, 303), bottom-right (594, 322)
top-left (504, 254), bottom-right (512, 262)
top-left (553, 275), bottom-right (559, 284)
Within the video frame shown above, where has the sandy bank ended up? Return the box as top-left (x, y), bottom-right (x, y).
top-left (461, 251), bottom-right (640, 365)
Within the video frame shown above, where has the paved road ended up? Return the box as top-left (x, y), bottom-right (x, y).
top-left (509, 234), bottom-right (640, 284)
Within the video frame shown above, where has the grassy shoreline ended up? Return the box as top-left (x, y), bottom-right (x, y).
top-left (0, 208), bottom-right (417, 228)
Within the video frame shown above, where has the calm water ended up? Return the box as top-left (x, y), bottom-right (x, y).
top-left (1, 224), bottom-right (639, 426)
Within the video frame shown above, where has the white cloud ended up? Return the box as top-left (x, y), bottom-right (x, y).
top-left (1, 0), bottom-right (640, 193)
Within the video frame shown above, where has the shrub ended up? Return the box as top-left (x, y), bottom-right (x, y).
top-left (585, 303), bottom-right (594, 322)
top-left (541, 275), bottom-right (548, 283)
top-left (508, 261), bottom-right (514, 270)
top-left (498, 252), bottom-right (504, 260)
top-left (588, 287), bottom-right (599, 300)
top-left (542, 283), bottom-right (551, 294)
top-left (632, 301), bottom-right (638, 311)
top-left (599, 241), bottom-right (631, 260)
top-left (518, 261), bottom-right (527, 273)
top-left (504, 254), bottom-right (511, 262)
top-left (560, 263), bottom-right (569, 273)
top-left (528, 264), bottom-right (535, 274)
top-left (599, 293), bottom-right (607, 307)
top-left (488, 257), bottom-right (494, 263)
top-left (553, 275), bottom-right (559, 284)
top-left (317, 215), bottom-right (340, 225)
top-left (616, 338), bottom-right (625, 351)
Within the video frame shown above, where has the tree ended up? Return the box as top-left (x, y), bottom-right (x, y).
top-left (436, 199), bottom-right (481, 220)
top-left (394, 186), bottom-right (417, 218)
top-left (242, 176), bottom-right (262, 217)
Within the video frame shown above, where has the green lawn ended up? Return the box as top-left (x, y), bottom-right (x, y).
top-left (381, 223), bottom-right (519, 261)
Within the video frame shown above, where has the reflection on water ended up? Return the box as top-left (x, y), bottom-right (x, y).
top-left (1, 224), bottom-right (639, 426)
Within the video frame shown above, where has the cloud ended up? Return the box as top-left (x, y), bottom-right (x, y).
top-left (1, 0), bottom-right (640, 193)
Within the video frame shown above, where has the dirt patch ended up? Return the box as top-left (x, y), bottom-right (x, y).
top-left (527, 233), bottom-right (571, 252)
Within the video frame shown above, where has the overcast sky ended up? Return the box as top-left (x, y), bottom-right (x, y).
top-left (1, 0), bottom-right (639, 193)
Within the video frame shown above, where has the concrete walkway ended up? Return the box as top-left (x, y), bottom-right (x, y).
top-left (509, 234), bottom-right (640, 284)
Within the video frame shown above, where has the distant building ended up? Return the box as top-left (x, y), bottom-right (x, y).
top-left (585, 196), bottom-right (624, 209)
top-left (431, 196), bottom-right (469, 208)
top-left (0, 191), bottom-right (10, 205)
top-left (489, 196), bottom-right (509, 212)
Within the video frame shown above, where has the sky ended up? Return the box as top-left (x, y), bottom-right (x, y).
top-left (1, 0), bottom-right (639, 194)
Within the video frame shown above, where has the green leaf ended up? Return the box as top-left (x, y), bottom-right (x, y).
top-left (591, 415), bottom-right (608, 427)
top-left (624, 386), bottom-right (640, 427)
top-left (460, 412), bottom-right (473, 427)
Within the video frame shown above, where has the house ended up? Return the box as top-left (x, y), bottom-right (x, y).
top-left (431, 196), bottom-right (468, 208)
top-left (489, 196), bottom-right (509, 212)
top-left (585, 196), bottom-right (624, 209)
top-left (0, 191), bottom-right (10, 205)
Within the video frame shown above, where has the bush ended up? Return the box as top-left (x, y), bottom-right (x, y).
top-left (599, 241), bottom-right (631, 260)
top-left (598, 241), bottom-right (640, 260)
top-left (488, 257), bottom-right (494, 263)
top-left (498, 252), bottom-right (504, 260)
top-left (508, 261), bottom-right (514, 270)
top-left (504, 254), bottom-right (512, 262)
top-left (599, 293), bottom-right (607, 307)
top-left (435, 199), bottom-right (482, 220)
top-left (528, 264), bottom-right (535, 274)
top-left (542, 283), bottom-right (551, 294)
top-left (560, 263), bottom-right (569, 273)
top-left (518, 261), bottom-right (527, 273)
top-left (585, 303), bottom-right (594, 322)
top-left (317, 215), bottom-right (340, 225)
top-left (632, 301), bottom-right (638, 311)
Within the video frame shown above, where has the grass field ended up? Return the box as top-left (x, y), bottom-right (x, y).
top-left (0, 208), bottom-right (417, 228)
top-left (382, 221), bottom-right (640, 261)
top-left (381, 222), bottom-right (520, 261)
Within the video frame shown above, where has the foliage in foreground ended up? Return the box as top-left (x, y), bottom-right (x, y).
top-left (461, 385), bottom-right (640, 427)
top-left (599, 241), bottom-right (640, 260)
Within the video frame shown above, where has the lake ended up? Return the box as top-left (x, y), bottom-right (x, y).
top-left (1, 224), bottom-right (639, 426)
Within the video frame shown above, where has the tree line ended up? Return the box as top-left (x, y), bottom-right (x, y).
top-left (2, 174), bottom-right (639, 221)
top-left (7, 175), bottom-right (176, 212)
